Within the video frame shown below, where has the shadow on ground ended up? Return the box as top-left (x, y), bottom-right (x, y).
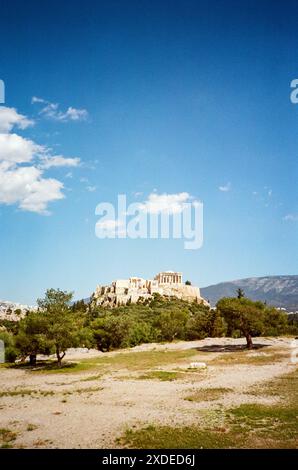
top-left (7, 361), bottom-right (77, 372)
top-left (195, 343), bottom-right (269, 353)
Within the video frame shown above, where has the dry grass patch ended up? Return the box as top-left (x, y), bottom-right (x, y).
top-left (0, 428), bottom-right (17, 448)
top-left (185, 387), bottom-right (233, 402)
top-left (209, 350), bottom-right (287, 366)
top-left (118, 424), bottom-right (240, 449)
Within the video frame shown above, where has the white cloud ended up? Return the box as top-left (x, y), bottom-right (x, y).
top-left (0, 107), bottom-right (34, 133)
top-left (0, 133), bottom-right (42, 166)
top-left (0, 165), bottom-right (64, 215)
top-left (283, 213), bottom-right (298, 222)
top-left (31, 96), bottom-right (46, 104)
top-left (62, 107), bottom-right (88, 121)
top-left (219, 182), bottom-right (231, 192)
top-left (32, 97), bottom-right (88, 122)
top-left (0, 106), bottom-right (80, 214)
top-left (39, 155), bottom-right (80, 169)
top-left (138, 192), bottom-right (194, 214)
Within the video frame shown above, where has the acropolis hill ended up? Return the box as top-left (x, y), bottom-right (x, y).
top-left (91, 271), bottom-right (209, 307)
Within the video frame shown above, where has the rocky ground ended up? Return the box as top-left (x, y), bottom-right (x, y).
top-left (0, 336), bottom-right (296, 448)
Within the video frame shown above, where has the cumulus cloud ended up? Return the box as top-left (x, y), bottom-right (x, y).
top-left (0, 106), bottom-right (81, 214)
top-left (0, 107), bottom-right (34, 133)
top-left (32, 97), bottom-right (88, 122)
top-left (219, 182), bottom-right (231, 192)
top-left (0, 133), bottom-right (42, 166)
top-left (138, 192), bottom-right (194, 214)
top-left (0, 165), bottom-right (64, 215)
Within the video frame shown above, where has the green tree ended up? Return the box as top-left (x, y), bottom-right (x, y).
top-left (91, 313), bottom-right (131, 351)
top-left (216, 297), bottom-right (266, 348)
top-left (185, 280), bottom-right (192, 286)
top-left (186, 305), bottom-right (210, 340)
top-left (263, 308), bottom-right (288, 336)
top-left (15, 311), bottom-right (52, 365)
top-left (236, 288), bottom-right (245, 299)
top-left (155, 309), bottom-right (189, 342)
top-left (0, 330), bottom-right (18, 362)
top-left (37, 289), bottom-right (83, 366)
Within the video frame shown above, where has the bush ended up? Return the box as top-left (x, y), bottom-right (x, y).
top-left (0, 331), bottom-right (18, 363)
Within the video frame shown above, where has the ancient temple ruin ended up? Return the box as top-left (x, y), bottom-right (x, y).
top-left (91, 271), bottom-right (209, 307)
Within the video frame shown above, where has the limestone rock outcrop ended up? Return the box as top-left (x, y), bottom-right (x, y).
top-left (91, 271), bottom-right (209, 307)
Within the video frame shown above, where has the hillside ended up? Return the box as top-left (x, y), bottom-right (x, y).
top-left (201, 275), bottom-right (298, 312)
top-left (0, 300), bottom-right (33, 321)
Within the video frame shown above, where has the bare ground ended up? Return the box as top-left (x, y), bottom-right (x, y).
top-left (0, 336), bottom-right (296, 448)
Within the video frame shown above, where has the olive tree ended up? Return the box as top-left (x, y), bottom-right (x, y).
top-left (37, 289), bottom-right (83, 366)
top-left (216, 297), bottom-right (266, 348)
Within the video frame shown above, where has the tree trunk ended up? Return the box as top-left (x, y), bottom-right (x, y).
top-left (29, 354), bottom-right (36, 366)
top-left (245, 334), bottom-right (253, 349)
top-left (56, 347), bottom-right (65, 367)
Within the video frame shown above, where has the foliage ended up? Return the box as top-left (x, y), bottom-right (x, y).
top-left (0, 330), bottom-right (18, 362)
top-left (216, 297), bottom-right (289, 348)
top-left (236, 288), bottom-right (245, 299)
top-left (6, 287), bottom-right (294, 362)
top-left (15, 311), bottom-right (52, 363)
top-left (36, 289), bottom-right (87, 366)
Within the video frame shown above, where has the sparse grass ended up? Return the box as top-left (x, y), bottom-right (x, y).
top-left (8, 360), bottom-right (99, 374)
top-left (0, 428), bottom-right (17, 445)
top-left (6, 349), bottom-right (196, 375)
top-left (185, 387), bottom-right (232, 402)
top-left (33, 439), bottom-right (53, 447)
top-left (226, 403), bottom-right (298, 447)
top-left (26, 424), bottom-right (38, 432)
top-left (0, 389), bottom-right (35, 398)
top-left (247, 368), bottom-right (298, 398)
top-left (0, 388), bottom-right (55, 398)
top-left (80, 374), bottom-right (103, 382)
top-left (224, 369), bottom-right (298, 448)
top-left (74, 386), bottom-right (103, 394)
top-left (79, 349), bottom-right (199, 372)
top-left (119, 424), bottom-right (239, 449)
top-left (119, 369), bottom-right (298, 449)
top-left (63, 386), bottom-right (103, 395)
top-left (39, 390), bottom-right (55, 396)
top-left (137, 371), bottom-right (181, 381)
top-left (209, 350), bottom-right (287, 366)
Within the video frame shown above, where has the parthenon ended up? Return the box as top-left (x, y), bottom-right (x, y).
top-left (92, 271), bottom-right (209, 307)
top-left (154, 271), bottom-right (182, 284)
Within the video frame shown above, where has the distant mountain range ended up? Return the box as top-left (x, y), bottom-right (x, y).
top-left (201, 275), bottom-right (298, 312)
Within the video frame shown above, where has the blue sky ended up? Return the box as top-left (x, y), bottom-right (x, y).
top-left (0, 0), bottom-right (297, 304)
